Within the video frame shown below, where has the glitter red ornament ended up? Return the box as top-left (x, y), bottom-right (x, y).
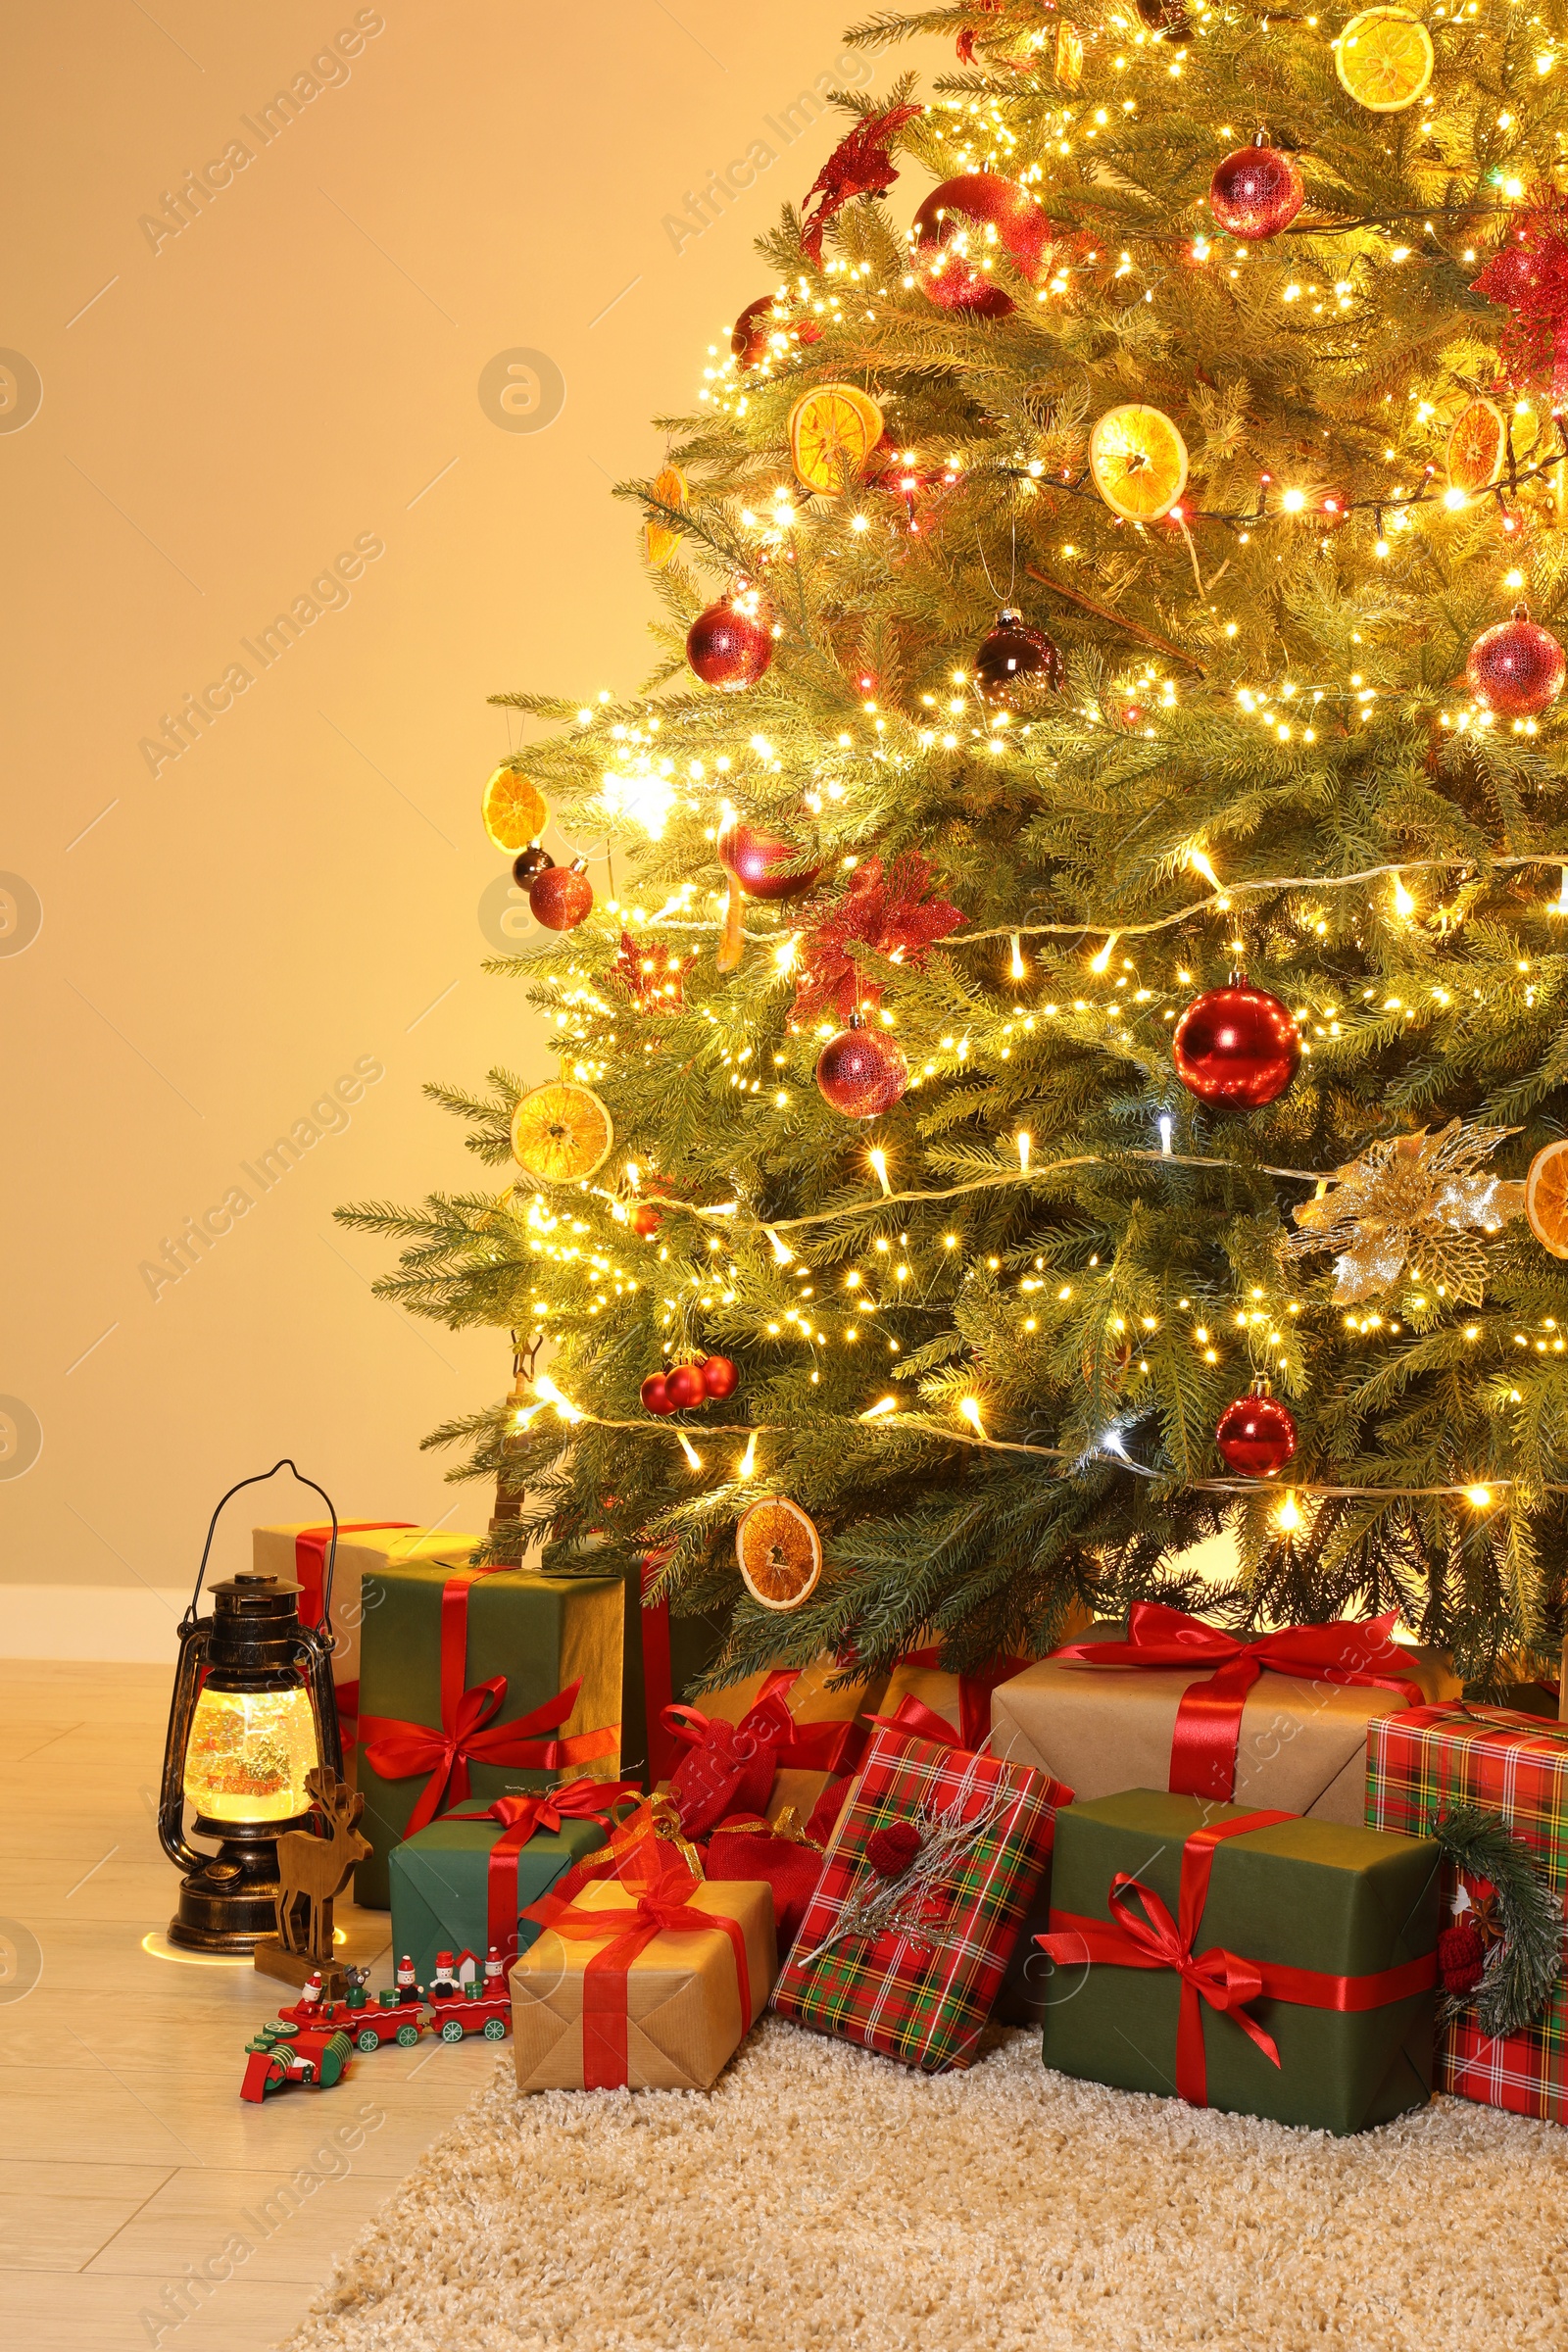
top-left (687, 603), bottom-right (773, 691)
top-left (640, 1373), bottom-right (674, 1415)
top-left (701, 1353), bottom-right (740, 1400)
top-left (815, 1017), bottom-right (909, 1117)
top-left (1214, 1378), bottom-right (1298, 1478)
top-left (1465, 604), bottom-right (1566, 718)
top-left (1173, 975), bottom-right (1300, 1110)
top-left (717, 810), bottom-right (821, 901)
top-left (975, 609), bottom-right (1064, 703)
top-left (1208, 137), bottom-right (1303, 242)
top-left (528, 858), bottom-right (593, 931)
top-left (911, 172), bottom-right (1053, 317)
top-left (664, 1363), bottom-right (708, 1410)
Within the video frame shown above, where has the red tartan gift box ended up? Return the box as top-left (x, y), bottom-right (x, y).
top-left (1367, 1704), bottom-right (1568, 2125)
top-left (771, 1725), bottom-right (1070, 2072)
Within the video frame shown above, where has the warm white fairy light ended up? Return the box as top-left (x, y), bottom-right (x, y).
top-left (869, 1147), bottom-right (893, 1197)
top-left (860, 1396), bottom-right (900, 1421)
top-left (533, 1374), bottom-right (584, 1424)
top-left (737, 1432), bottom-right (758, 1478)
top-left (958, 1396), bottom-right (986, 1436)
top-left (1276, 1491), bottom-right (1302, 1532)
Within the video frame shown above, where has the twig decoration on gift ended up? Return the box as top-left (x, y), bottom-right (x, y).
top-left (1431, 1802), bottom-right (1565, 2039)
top-left (793, 1777), bottom-right (1016, 1971)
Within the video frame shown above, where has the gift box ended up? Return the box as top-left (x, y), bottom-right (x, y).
top-left (662, 1655), bottom-right (888, 1836)
top-left (512, 1861), bottom-right (776, 2091)
top-left (992, 1604), bottom-right (1459, 1826)
top-left (1038, 1790), bottom-right (1441, 2132)
top-left (252, 1521), bottom-right (442, 1762)
top-left (354, 1556), bottom-right (623, 1907)
top-left (389, 1778), bottom-right (638, 1992)
top-left (1367, 1704), bottom-right (1568, 2125)
top-left (772, 1725), bottom-right (1068, 2072)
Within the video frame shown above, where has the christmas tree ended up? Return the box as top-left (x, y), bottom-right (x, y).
top-left (343, 0), bottom-right (1568, 1690)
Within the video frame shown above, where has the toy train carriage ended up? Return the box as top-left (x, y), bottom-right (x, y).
top-left (240, 2024), bottom-right (354, 2102)
top-left (427, 1984), bottom-right (512, 2042)
top-left (280, 1981), bottom-right (428, 2050)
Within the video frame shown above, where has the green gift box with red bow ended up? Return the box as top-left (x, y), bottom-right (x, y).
top-left (1037, 1790), bottom-right (1441, 2133)
top-left (354, 1555), bottom-right (624, 1907)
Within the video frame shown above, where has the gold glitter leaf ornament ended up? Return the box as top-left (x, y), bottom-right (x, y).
top-left (1283, 1120), bottom-right (1525, 1304)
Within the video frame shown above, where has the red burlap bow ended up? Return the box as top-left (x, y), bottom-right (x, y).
top-left (663, 1668), bottom-right (864, 1837)
top-left (528, 1857), bottom-right (755, 2089)
top-left (445, 1780), bottom-right (642, 1964)
top-left (1053, 1604), bottom-right (1426, 1802)
top-left (359, 1570), bottom-right (618, 1834)
top-left (800, 102), bottom-right (923, 264)
top-left (1473, 186), bottom-right (1568, 404)
top-left (1037, 1810), bottom-right (1438, 2106)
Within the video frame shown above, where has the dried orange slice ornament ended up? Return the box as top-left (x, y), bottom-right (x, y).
top-left (645, 465), bottom-right (689, 568)
top-left (1446, 398), bottom-right (1506, 494)
top-left (509, 1081), bottom-right (613, 1185)
top-left (1335, 8), bottom-right (1435, 113)
top-left (735, 1496), bottom-right (823, 1612)
top-left (1525, 1138), bottom-right (1568, 1258)
top-left (789, 384), bottom-right (884, 493)
top-left (1089, 405), bottom-right (1190, 522)
top-left (482, 766), bottom-right (549, 854)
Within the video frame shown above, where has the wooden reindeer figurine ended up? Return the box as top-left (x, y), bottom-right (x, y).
top-left (254, 1766), bottom-right (372, 1997)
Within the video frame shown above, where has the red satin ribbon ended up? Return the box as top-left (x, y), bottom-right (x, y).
top-left (640, 1549), bottom-right (677, 1785)
top-left (662, 1669), bottom-right (865, 1779)
top-left (878, 1650), bottom-right (1028, 1753)
top-left (529, 1858), bottom-right (755, 2089)
top-left (1054, 1604), bottom-right (1427, 1802)
top-left (445, 1780), bottom-right (641, 1964)
top-left (1037, 1809), bottom-right (1438, 2106)
top-left (359, 1569), bottom-right (619, 1834)
top-left (292, 1522), bottom-right (416, 1632)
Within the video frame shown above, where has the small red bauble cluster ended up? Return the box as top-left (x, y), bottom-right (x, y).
top-left (816, 1018), bottom-right (909, 1117)
top-left (641, 1355), bottom-right (739, 1414)
top-left (1173, 976), bottom-right (1300, 1110)
top-left (1208, 140), bottom-right (1303, 241)
top-left (717, 810), bottom-right (821, 901)
top-left (1466, 605), bottom-right (1566, 718)
top-left (911, 172), bottom-right (1052, 317)
top-left (687, 603), bottom-right (773, 691)
top-left (1214, 1380), bottom-right (1298, 1478)
top-left (528, 857), bottom-right (593, 932)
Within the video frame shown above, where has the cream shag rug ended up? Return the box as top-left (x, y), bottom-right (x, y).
top-left (282, 2019), bottom-right (1568, 2351)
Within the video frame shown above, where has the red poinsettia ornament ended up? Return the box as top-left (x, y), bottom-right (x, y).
top-left (799, 101), bottom-right (922, 264)
top-left (612, 929), bottom-right (686, 1013)
top-left (792, 853), bottom-right (965, 1028)
top-left (1472, 186), bottom-right (1568, 403)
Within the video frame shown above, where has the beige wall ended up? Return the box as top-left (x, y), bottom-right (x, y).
top-left (2, 0), bottom-right (928, 1647)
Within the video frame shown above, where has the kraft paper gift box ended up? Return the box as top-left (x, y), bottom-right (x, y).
top-left (1367, 1704), bottom-right (1568, 2125)
top-left (1038, 1790), bottom-right (1441, 2133)
top-left (354, 1555), bottom-right (624, 1907)
top-left (511, 1870), bottom-right (776, 2092)
top-left (991, 1605), bottom-right (1459, 1827)
top-left (252, 1521), bottom-right (458, 1758)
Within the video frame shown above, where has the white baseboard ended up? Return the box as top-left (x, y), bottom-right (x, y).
top-left (1, 1584), bottom-right (190, 1662)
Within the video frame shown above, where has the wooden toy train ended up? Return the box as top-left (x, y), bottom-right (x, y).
top-left (240, 1950), bottom-right (512, 2098)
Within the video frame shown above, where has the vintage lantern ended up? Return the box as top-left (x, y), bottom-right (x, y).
top-left (157, 1462), bottom-right (344, 1954)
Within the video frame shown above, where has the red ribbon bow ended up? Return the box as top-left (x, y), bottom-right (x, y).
top-left (800, 103), bottom-right (923, 264)
top-left (868, 1648), bottom-right (1027, 1755)
top-left (1037, 1809), bottom-right (1438, 2106)
top-left (528, 1857), bottom-right (755, 2089)
top-left (663, 1669), bottom-right (863, 1836)
top-left (1054, 1604), bottom-right (1425, 1802)
top-left (445, 1779), bottom-right (642, 1965)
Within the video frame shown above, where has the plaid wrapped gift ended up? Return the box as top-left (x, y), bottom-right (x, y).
top-left (771, 1725), bottom-right (1069, 2072)
top-left (1367, 1703), bottom-right (1568, 2125)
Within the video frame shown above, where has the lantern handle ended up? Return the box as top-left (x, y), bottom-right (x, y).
top-left (184, 1460), bottom-right (339, 1632)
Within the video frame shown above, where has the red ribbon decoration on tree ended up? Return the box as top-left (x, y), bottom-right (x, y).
top-left (293, 1522), bottom-right (416, 1757)
top-left (955, 0), bottom-right (1004, 63)
top-left (444, 1780), bottom-right (642, 1965)
top-left (1472, 187), bottom-right (1568, 405)
top-left (1037, 1810), bottom-right (1438, 2106)
top-left (359, 1570), bottom-right (619, 1834)
top-left (800, 102), bottom-right (923, 264)
top-left (792, 854), bottom-right (965, 1029)
top-left (1052, 1603), bottom-right (1426, 1803)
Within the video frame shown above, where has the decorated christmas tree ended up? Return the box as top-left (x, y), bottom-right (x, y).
top-left (343, 0), bottom-right (1568, 1690)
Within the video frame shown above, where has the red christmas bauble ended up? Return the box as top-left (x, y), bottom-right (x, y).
top-left (664, 1362), bottom-right (708, 1409)
top-left (975, 609), bottom-right (1064, 703)
top-left (1173, 978), bottom-right (1300, 1109)
top-left (512, 845), bottom-right (553, 884)
top-left (640, 1373), bottom-right (674, 1415)
top-left (731, 295), bottom-right (774, 368)
top-left (911, 172), bottom-right (1053, 317)
top-left (702, 1353), bottom-right (740, 1400)
top-left (1214, 1383), bottom-right (1298, 1477)
top-left (816, 1020), bottom-right (909, 1117)
top-left (1466, 605), bottom-right (1566, 718)
top-left (1208, 143), bottom-right (1304, 241)
top-left (687, 603), bottom-right (773, 691)
top-left (632, 1203), bottom-right (662, 1239)
top-left (717, 810), bottom-right (820, 901)
top-left (528, 859), bottom-right (593, 931)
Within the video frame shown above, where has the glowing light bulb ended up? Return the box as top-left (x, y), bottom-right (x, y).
top-left (1010, 933), bottom-right (1026, 981)
top-left (1276, 1491), bottom-right (1302, 1532)
top-left (1185, 846), bottom-right (1219, 889)
top-left (677, 1433), bottom-right (704, 1471)
top-left (532, 1375), bottom-right (585, 1425)
top-left (958, 1396), bottom-right (986, 1436)
top-left (737, 1433), bottom-right (758, 1479)
top-left (765, 1226), bottom-right (795, 1266)
top-left (1393, 874), bottom-right (1415, 918)
top-left (860, 1396), bottom-right (899, 1421)
top-left (1466, 1484), bottom-right (1493, 1510)
top-left (1089, 934), bottom-right (1118, 974)
top-left (869, 1147), bottom-right (893, 1197)
top-left (1158, 1112), bottom-right (1173, 1156)
top-left (1016, 1132), bottom-right (1032, 1173)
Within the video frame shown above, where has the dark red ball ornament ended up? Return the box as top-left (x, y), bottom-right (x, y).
top-left (1466, 604), bottom-right (1566, 718)
top-left (529, 857), bottom-right (593, 931)
top-left (664, 1362), bottom-right (708, 1410)
top-left (687, 603), bottom-right (773, 691)
top-left (816, 1017), bottom-right (909, 1118)
top-left (731, 296), bottom-right (774, 368)
top-left (716, 810), bottom-right (820, 901)
top-left (632, 1203), bottom-right (662, 1240)
top-left (701, 1353), bottom-right (739, 1400)
top-left (1214, 1379), bottom-right (1298, 1478)
top-left (1173, 975), bottom-right (1300, 1110)
top-left (975, 609), bottom-right (1064, 703)
top-left (512, 845), bottom-right (553, 885)
top-left (911, 172), bottom-right (1052, 317)
top-left (1208, 137), bottom-right (1303, 242)
top-left (640, 1373), bottom-right (674, 1415)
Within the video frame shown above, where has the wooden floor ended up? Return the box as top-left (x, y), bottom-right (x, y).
top-left (0, 1661), bottom-right (495, 2350)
